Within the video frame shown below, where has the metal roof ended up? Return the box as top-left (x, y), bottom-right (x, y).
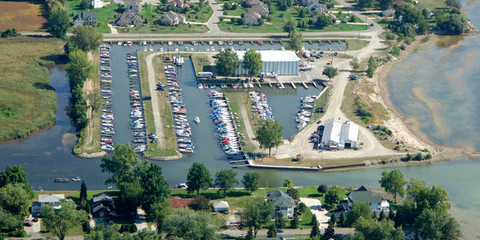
top-left (39, 194), bottom-right (64, 203)
top-left (236, 50), bottom-right (300, 62)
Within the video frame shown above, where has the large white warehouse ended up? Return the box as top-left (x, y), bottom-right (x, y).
top-left (235, 50), bottom-right (300, 76)
top-left (320, 119), bottom-right (359, 150)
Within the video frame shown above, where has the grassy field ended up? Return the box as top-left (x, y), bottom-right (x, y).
top-left (345, 39), bottom-right (369, 50)
top-left (312, 87), bottom-right (330, 120)
top-left (64, 0), bottom-right (122, 33)
top-left (219, 5), bottom-right (369, 33)
top-left (223, 7), bottom-right (246, 16)
top-left (0, 37), bottom-right (65, 142)
top-left (191, 54), bottom-right (214, 74)
top-left (137, 53), bottom-right (181, 159)
top-left (0, 1), bottom-right (47, 31)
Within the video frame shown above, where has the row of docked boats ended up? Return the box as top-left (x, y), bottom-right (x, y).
top-left (127, 53), bottom-right (148, 153)
top-left (296, 95), bottom-right (316, 130)
top-left (197, 83), bottom-right (228, 89)
top-left (209, 91), bottom-right (244, 156)
top-left (99, 45), bottom-right (115, 151)
top-left (249, 91), bottom-right (273, 120)
top-left (164, 65), bottom-right (195, 154)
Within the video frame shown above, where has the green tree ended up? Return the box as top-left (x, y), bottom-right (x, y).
top-left (138, 163), bottom-right (170, 212)
top-left (314, 14), bottom-right (333, 29)
top-left (406, 178), bottom-right (451, 213)
top-left (66, 50), bottom-right (94, 87)
top-left (118, 180), bottom-right (143, 215)
top-left (321, 222), bottom-right (335, 240)
top-left (378, 0), bottom-right (394, 9)
top-left (255, 119), bottom-right (284, 155)
top-left (345, 202), bottom-right (371, 227)
top-left (70, 26), bottom-right (103, 52)
top-left (214, 169), bottom-right (239, 195)
top-left (275, 211), bottom-right (286, 228)
top-left (415, 209), bottom-right (461, 239)
top-left (242, 48), bottom-right (263, 80)
top-left (162, 208), bottom-right (221, 240)
top-left (0, 165), bottom-right (31, 192)
top-left (100, 144), bottom-right (140, 185)
top-left (79, 181), bottom-right (88, 210)
top-left (41, 199), bottom-right (86, 240)
top-left (283, 177), bottom-right (293, 188)
top-left (324, 189), bottom-right (341, 209)
top-left (317, 184), bottom-right (328, 194)
top-left (288, 29), bottom-right (303, 51)
top-left (84, 224), bottom-right (121, 240)
top-left (287, 187), bottom-right (299, 201)
top-left (48, 9), bottom-right (70, 38)
top-left (150, 201), bottom-right (173, 232)
top-left (0, 183), bottom-right (32, 216)
top-left (350, 57), bottom-right (360, 72)
top-left (437, 13), bottom-right (468, 35)
top-left (80, 0), bottom-right (89, 9)
top-left (242, 199), bottom-right (274, 237)
top-left (283, 19), bottom-right (296, 35)
top-left (357, 0), bottom-right (375, 9)
top-left (379, 169), bottom-right (406, 203)
top-left (0, 207), bottom-right (22, 233)
top-left (445, 0), bottom-right (461, 12)
top-left (290, 212), bottom-right (299, 228)
top-left (322, 66), bottom-right (338, 80)
top-left (355, 217), bottom-right (405, 240)
top-left (310, 215), bottom-right (320, 238)
top-left (242, 172), bottom-right (260, 193)
top-left (186, 162), bottom-right (212, 195)
top-left (216, 50), bottom-right (240, 76)
top-left (267, 224), bottom-right (277, 237)
top-left (189, 195), bottom-right (210, 211)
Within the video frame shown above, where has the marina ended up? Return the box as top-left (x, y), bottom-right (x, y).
top-left (127, 53), bottom-right (148, 153)
top-left (99, 45), bottom-right (115, 151)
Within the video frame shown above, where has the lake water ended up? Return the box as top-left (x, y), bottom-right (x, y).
top-left (1, 24), bottom-right (480, 237)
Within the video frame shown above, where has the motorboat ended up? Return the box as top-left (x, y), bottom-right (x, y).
top-left (71, 177), bottom-right (81, 182)
top-left (194, 116), bottom-right (200, 124)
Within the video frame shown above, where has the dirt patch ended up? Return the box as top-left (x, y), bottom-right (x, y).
top-left (0, 1), bottom-right (48, 31)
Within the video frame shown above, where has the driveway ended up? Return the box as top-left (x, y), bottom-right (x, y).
top-left (300, 197), bottom-right (331, 229)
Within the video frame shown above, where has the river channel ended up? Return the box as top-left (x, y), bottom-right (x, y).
top-left (1, 34), bottom-right (480, 237)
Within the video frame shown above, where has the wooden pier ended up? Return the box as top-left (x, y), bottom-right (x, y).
top-left (302, 82), bottom-right (308, 88)
top-left (290, 82), bottom-right (297, 89)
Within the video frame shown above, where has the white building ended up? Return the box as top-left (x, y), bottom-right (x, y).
top-left (235, 50), bottom-right (300, 76)
top-left (320, 119), bottom-right (359, 150)
top-left (342, 186), bottom-right (390, 215)
top-left (31, 194), bottom-right (65, 216)
top-left (90, 0), bottom-right (104, 9)
top-left (212, 201), bottom-right (230, 213)
top-left (266, 191), bottom-right (295, 218)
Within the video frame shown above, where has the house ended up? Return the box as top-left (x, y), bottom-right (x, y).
top-left (125, 0), bottom-right (142, 13)
top-left (302, 0), bottom-right (327, 13)
top-left (341, 186), bottom-right (390, 215)
top-left (242, 0), bottom-right (269, 24)
top-left (169, 196), bottom-right (193, 209)
top-left (73, 12), bottom-right (97, 26)
top-left (115, 11), bottom-right (142, 26)
top-left (167, 0), bottom-right (185, 9)
top-left (161, 11), bottom-right (185, 26)
top-left (235, 50), bottom-right (300, 76)
top-left (90, 193), bottom-right (114, 218)
top-left (90, 0), bottom-right (103, 9)
top-left (320, 119), bottom-right (359, 150)
top-left (212, 201), bottom-right (230, 213)
top-left (243, 9), bottom-right (262, 25)
top-left (381, 9), bottom-right (395, 18)
top-left (266, 191), bottom-right (295, 217)
top-left (31, 194), bottom-right (65, 216)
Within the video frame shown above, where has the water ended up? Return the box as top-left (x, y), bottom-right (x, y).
top-left (1, 32), bottom-right (480, 237)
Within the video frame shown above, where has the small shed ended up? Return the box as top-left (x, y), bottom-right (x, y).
top-left (212, 201), bottom-right (230, 213)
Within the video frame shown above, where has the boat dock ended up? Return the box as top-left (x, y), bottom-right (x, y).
top-left (246, 160), bottom-right (322, 171)
top-left (290, 82), bottom-right (297, 89)
top-left (315, 86), bottom-right (329, 100)
top-left (302, 82), bottom-right (308, 89)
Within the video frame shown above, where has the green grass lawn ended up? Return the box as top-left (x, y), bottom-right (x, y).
top-left (0, 37), bottom-right (65, 142)
top-left (312, 87), bottom-right (330, 120)
top-left (185, 2), bottom-right (213, 23)
top-left (224, 7), bottom-right (246, 16)
top-left (345, 39), bottom-right (369, 50)
top-left (219, 5), bottom-right (369, 33)
top-left (64, 0), bottom-right (122, 33)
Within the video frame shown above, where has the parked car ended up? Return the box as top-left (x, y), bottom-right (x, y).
top-left (277, 229), bottom-right (284, 233)
top-left (24, 221), bottom-right (33, 227)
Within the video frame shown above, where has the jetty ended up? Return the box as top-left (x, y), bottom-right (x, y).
top-left (290, 82), bottom-right (297, 89)
top-left (302, 82), bottom-right (308, 88)
top-left (247, 160), bottom-right (322, 171)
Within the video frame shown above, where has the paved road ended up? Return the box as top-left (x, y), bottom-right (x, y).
top-left (145, 52), bottom-right (167, 149)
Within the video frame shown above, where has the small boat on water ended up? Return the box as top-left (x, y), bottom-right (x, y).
top-left (194, 116), bottom-right (200, 124)
top-left (198, 83), bottom-right (203, 89)
top-left (55, 178), bottom-right (69, 183)
top-left (71, 177), bottom-right (81, 182)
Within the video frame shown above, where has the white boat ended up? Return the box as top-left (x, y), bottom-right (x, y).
top-left (198, 84), bottom-right (203, 89)
top-left (71, 177), bottom-right (81, 182)
top-left (194, 116), bottom-right (200, 124)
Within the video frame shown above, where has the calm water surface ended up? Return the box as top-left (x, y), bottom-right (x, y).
top-left (1, 28), bottom-right (480, 237)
